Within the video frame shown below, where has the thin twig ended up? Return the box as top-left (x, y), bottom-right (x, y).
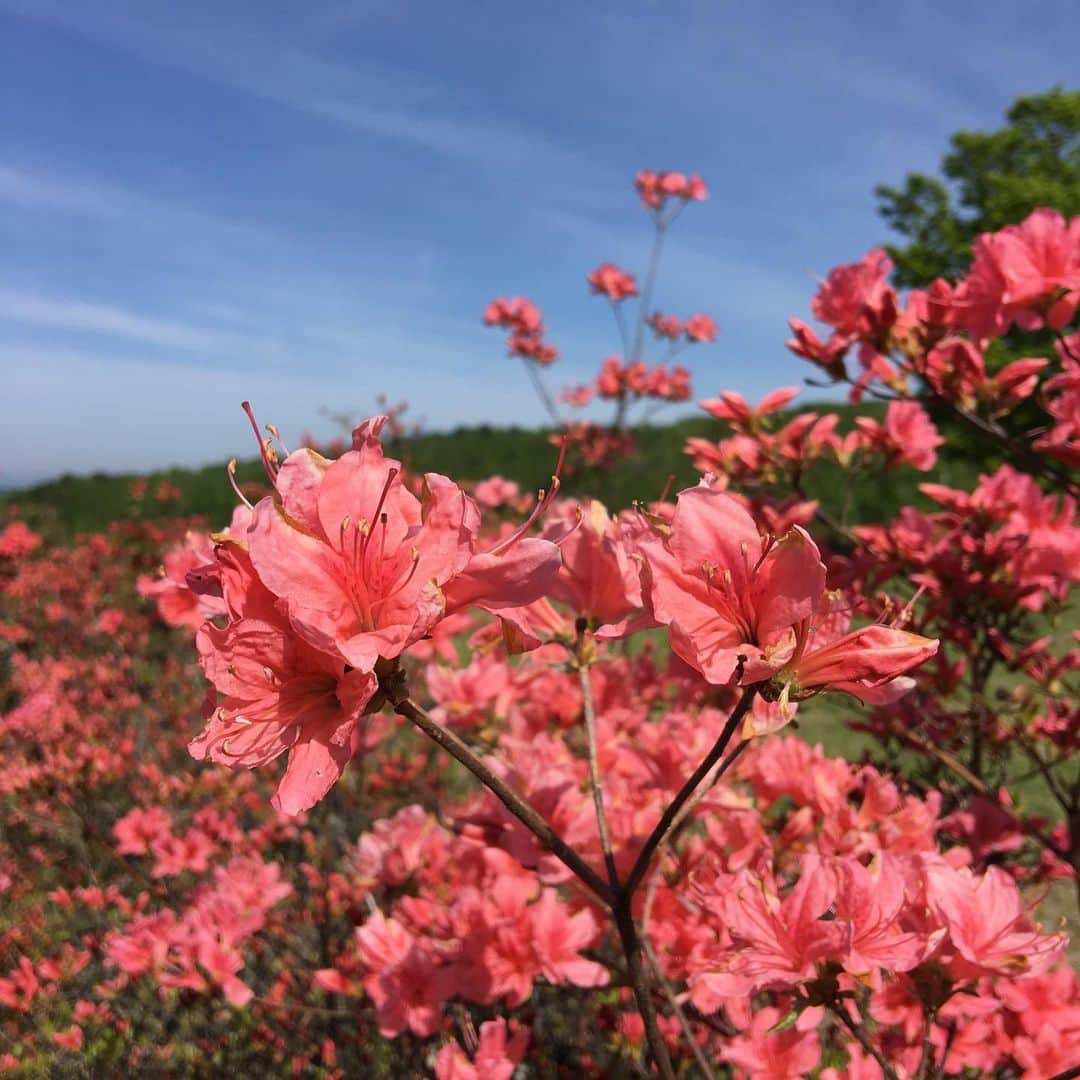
top-left (668, 740), bottom-right (750, 837)
top-left (1055, 329), bottom-right (1080, 364)
top-left (394, 697), bottom-right (613, 905)
top-left (613, 899), bottom-right (676, 1079)
top-left (613, 298), bottom-right (632, 361)
top-left (829, 1003), bottom-right (899, 1080)
top-left (252, 997), bottom-right (354, 1019)
top-left (1048, 1067), bottom-right (1080, 1080)
top-left (624, 688), bottom-right (757, 895)
top-left (643, 937), bottom-right (715, 1080)
top-left (524, 357), bottom-right (563, 427)
top-left (629, 221), bottom-right (668, 374)
top-left (579, 662), bottom-right (620, 887)
top-left (932, 1019), bottom-right (957, 1080)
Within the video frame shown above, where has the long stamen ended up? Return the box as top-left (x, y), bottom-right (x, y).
top-left (553, 504), bottom-right (585, 550)
top-left (488, 439), bottom-right (568, 557)
top-left (701, 562), bottom-right (752, 639)
top-left (226, 458), bottom-right (254, 510)
top-left (353, 520), bottom-right (368, 570)
top-left (889, 584), bottom-right (927, 628)
top-left (266, 423), bottom-right (290, 457)
top-left (370, 547), bottom-right (421, 612)
top-left (242, 401), bottom-right (279, 484)
top-left (788, 617), bottom-right (812, 668)
top-left (752, 533), bottom-right (776, 575)
top-left (361, 469), bottom-right (399, 554)
top-left (376, 512), bottom-right (389, 570)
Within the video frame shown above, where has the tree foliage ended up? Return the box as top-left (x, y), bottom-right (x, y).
top-left (876, 86), bottom-right (1080, 286)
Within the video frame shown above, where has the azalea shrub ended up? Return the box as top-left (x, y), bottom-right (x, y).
top-left (1, 175), bottom-right (1079, 1079)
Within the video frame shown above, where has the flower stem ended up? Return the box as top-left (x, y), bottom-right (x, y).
top-left (394, 696), bottom-right (613, 905)
top-left (579, 662), bottom-right (620, 887)
top-left (829, 1002), bottom-right (899, 1080)
top-left (613, 896), bottom-right (676, 1079)
top-left (624, 687), bottom-right (757, 895)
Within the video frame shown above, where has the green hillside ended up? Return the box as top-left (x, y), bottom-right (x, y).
top-left (3, 404), bottom-right (987, 539)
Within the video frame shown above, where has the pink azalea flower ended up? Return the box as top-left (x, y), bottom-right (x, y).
top-left (648, 312), bottom-right (683, 339)
top-left (924, 861), bottom-right (1066, 978)
top-left (639, 485), bottom-right (937, 722)
top-left (1013, 1025), bottom-right (1080, 1080)
top-left (684, 313), bottom-right (717, 342)
top-left (527, 888), bottom-right (608, 989)
top-left (136, 530), bottom-right (225, 631)
top-left (958, 208), bottom-right (1080, 340)
top-left (723, 1006), bottom-right (821, 1080)
top-left (700, 387), bottom-right (799, 427)
top-left (434, 1018), bottom-right (528, 1080)
top-left (473, 475), bottom-right (520, 509)
top-left (810, 248), bottom-right (898, 340)
top-left (691, 855), bottom-right (848, 997)
top-left (112, 805), bottom-right (173, 856)
top-left (587, 262), bottom-right (639, 302)
top-left (0, 521), bottom-right (42, 559)
top-left (832, 853), bottom-right (929, 982)
top-left (855, 400), bottom-right (944, 472)
top-left (188, 542), bottom-right (378, 817)
top-left (539, 498), bottom-right (643, 637)
top-left (246, 413), bottom-right (561, 673)
top-left (355, 910), bottom-right (450, 1037)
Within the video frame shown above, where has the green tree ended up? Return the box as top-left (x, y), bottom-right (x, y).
top-left (876, 86), bottom-right (1080, 287)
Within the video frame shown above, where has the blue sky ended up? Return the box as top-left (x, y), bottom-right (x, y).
top-left (2, 1), bottom-right (1075, 485)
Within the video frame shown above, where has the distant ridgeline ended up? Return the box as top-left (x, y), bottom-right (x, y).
top-left (2, 403), bottom-right (987, 540)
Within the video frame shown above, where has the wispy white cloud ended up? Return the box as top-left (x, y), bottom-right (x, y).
top-left (0, 162), bottom-right (276, 250)
top-left (0, 288), bottom-right (282, 355)
top-left (0, 163), bottom-right (118, 215)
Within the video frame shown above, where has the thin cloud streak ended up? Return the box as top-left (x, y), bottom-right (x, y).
top-left (0, 289), bottom-right (280, 355)
top-left (0, 162), bottom-right (277, 249)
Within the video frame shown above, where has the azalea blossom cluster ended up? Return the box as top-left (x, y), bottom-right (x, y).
top-left (105, 852), bottom-right (292, 1008)
top-left (847, 465), bottom-right (1080, 878)
top-left (183, 410), bottom-right (563, 816)
top-left (634, 169), bottom-right (708, 211)
top-left (484, 170), bottom-right (719, 472)
top-left (142, 407), bottom-right (1077, 1077)
top-left (686, 387), bottom-right (945, 492)
top-left (648, 310), bottom-right (718, 343)
top-left (786, 208), bottom-right (1080, 470)
top-left (594, 354), bottom-right (692, 403)
top-left (482, 295), bottom-right (558, 365)
top-left (682, 209), bottom-right (1080, 932)
top-left (2, 428), bottom-right (1077, 1077)
top-left (308, 723), bottom-right (1074, 1077)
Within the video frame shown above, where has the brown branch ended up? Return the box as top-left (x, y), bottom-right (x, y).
top-left (394, 697), bottom-right (613, 905)
top-left (829, 1002), bottom-right (899, 1080)
top-left (624, 688), bottom-right (757, 896)
top-left (613, 898), bottom-right (676, 1079)
top-left (888, 720), bottom-right (1068, 859)
top-left (643, 937), bottom-right (715, 1080)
